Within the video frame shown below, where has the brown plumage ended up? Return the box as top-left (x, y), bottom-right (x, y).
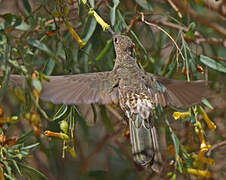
top-left (8, 34), bottom-right (211, 173)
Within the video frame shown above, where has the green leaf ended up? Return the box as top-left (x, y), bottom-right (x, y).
top-left (185, 22), bottom-right (196, 38)
top-left (31, 78), bottom-right (42, 92)
top-left (95, 39), bottom-right (112, 62)
top-left (88, 0), bottom-right (95, 8)
top-left (15, 21), bottom-right (30, 31)
top-left (74, 105), bottom-right (89, 139)
top-left (22, 143), bottom-right (39, 150)
top-left (0, 32), bottom-right (7, 45)
top-left (87, 170), bottom-right (107, 179)
top-left (135, 0), bottom-right (153, 11)
top-left (99, 105), bottom-right (114, 132)
top-left (83, 43), bottom-right (92, 73)
top-left (27, 40), bottom-right (61, 63)
top-left (22, 0), bottom-right (32, 15)
top-left (11, 160), bottom-right (21, 175)
top-left (165, 119), bottom-right (182, 172)
top-left (0, 14), bottom-right (22, 28)
top-left (16, 130), bottom-right (33, 144)
top-left (117, 10), bottom-right (150, 62)
top-left (43, 58), bottom-right (55, 75)
top-left (200, 55), bottom-right (226, 73)
top-left (180, 145), bottom-right (192, 167)
top-left (82, 16), bottom-right (97, 43)
top-left (108, 145), bottom-right (124, 160)
top-left (19, 163), bottom-right (48, 180)
top-left (8, 59), bottom-right (28, 74)
top-left (171, 133), bottom-right (180, 160)
top-left (201, 99), bottom-right (214, 110)
top-left (0, 44), bottom-right (10, 101)
top-left (110, 0), bottom-right (120, 26)
top-left (170, 173), bottom-right (177, 180)
top-left (53, 105), bottom-right (68, 121)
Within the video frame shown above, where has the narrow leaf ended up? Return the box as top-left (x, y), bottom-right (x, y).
top-left (43, 58), bottom-right (55, 75)
top-left (110, 0), bottom-right (120, 26)
top-left (99, 105), bottom-right (114, 132)
top-left (135, 0), bottom-right (153, 11)
top-left (82, 16), bottom-right (97, 43)
top-left (19, 163), bottom-right (48, 180)
top-left (27, 40), bottom-right (61, 63)
top-left (16, 130), bottom-right (33, 144)
top-left (53, 105), bottom-right (68, 120)
top-left (22, 143), bottom-right (39, 150)
top-left (200, 55), bottom-right (226, 73)
top-left (22, 0), bottom-right (32, 15)
top-left (95, 39), bottom-right (112, 62)
top-left (202, 99), bottom-right (214, 110)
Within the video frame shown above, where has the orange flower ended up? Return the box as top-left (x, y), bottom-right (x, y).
top-left (44, 130), bottom-right (69, 141)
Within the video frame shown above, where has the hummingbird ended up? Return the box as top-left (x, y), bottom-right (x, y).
top-left (8, 34), bottom-right (210, 172)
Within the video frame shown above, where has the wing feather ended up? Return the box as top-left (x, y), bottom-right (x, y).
top-left (9, 72), bottom-right (119, 105)
top-left (146, 73), bottom-right (211, 108)
top-left (40, 72), bottom-right (119, 104)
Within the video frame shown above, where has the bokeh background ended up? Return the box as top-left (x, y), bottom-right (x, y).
top-left (0, 0), bottom-right (226, 179)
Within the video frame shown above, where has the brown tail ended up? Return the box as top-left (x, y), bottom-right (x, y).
top-left (129, 116), bottom-right (163, 173)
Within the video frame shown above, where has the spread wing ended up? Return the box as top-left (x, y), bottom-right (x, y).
top-left (146, 73), bottom-right (211, 108)
top-left (10, 72), bottom-right (119, 105)
top-left (41, 72), bottom-right (119, 105)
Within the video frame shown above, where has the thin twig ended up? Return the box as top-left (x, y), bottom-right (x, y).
top-left (207, 140), bottom-right (226, 157)
top-left (80, 128), bottom-right (122, 173)
top-left (140, 13), bottom-right (186, 63)
top-left (167, 0), bottom-right (183, 18)
top-left (170, 0), bottom-right (226, 37)
top-left (141, 18), bottom-right (226, 47)
top-left (195, 0), bottom-right (226, 18)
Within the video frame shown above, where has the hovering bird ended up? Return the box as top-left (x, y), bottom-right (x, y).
top-left (7, 34), bottom-right (210, 172)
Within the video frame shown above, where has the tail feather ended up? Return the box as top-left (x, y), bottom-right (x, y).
top-left (129, 117), bottom-right (163, 173)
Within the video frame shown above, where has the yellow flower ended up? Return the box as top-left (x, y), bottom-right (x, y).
top-left (192, 154), bottom-right (215, 166)
top-left (187, 168), bottom-right (211, 178)
top-left (200, 141), bottom-right (211, 153)
top-left (81, 0), bottom-right (87, 4)
top-left (198, 106), bottom-right (216, 130)
top-left (0, 116), bottom-right (18, 124)
top-left (89, 8), bottom-right (110, 32)
top-left (33, 89), bottom-right (40, 105)
top-left (66, 146), bottom-right (77, 158)
top-left (64, 21), bottom-right (85, 48)
top-left (172, 111), bottom-right (191, 120)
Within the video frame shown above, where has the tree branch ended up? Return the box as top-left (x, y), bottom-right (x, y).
top-left (169, 0), bottom-right (226, 37)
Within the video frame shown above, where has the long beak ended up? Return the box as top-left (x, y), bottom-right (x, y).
top-left (106, 27), bottom-right (115, 36)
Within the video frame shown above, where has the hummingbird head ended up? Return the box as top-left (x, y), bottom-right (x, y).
top-left (113, 35), bottom-right (135, 57)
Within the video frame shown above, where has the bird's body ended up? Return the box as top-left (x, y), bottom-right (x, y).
top-left (7, 34), bottom-right (211, 173)
top-left (112, 37), bottom-right (164, 171)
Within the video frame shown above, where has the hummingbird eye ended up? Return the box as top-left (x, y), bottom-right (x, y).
top-left (114, 37), bottom-right (119, 44)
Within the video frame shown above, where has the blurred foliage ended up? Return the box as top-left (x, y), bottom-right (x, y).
top-left (0, 0), bottom-right (226, 179)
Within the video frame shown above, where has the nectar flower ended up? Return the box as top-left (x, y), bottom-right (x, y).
top-left (89, 8), bottom-right (110, 31)
top-left (173, 111), bottom-right (191, 120)
top-left (187, 168), bottom-right (211, 178)
top-left (198, 106), bottom-right (216, 130)
top-left (192, 154), bottom-right (215, 166)
top-left (64, 21), bottom-right (85, 48)
top-left (44, 130), bottom-right (69, 141)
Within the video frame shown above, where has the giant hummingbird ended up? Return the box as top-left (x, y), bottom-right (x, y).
top-left (8, 34), bottom-right (211, 172)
